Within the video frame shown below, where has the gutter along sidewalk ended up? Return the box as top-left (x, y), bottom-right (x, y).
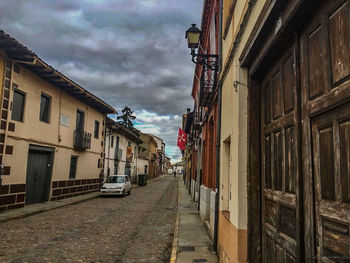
top-left (171, 178), bottom-right (219, 263)
top-left (0, 174), bottom-right (165, 223)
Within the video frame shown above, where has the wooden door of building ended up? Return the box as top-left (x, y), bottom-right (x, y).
top-left (26, 148), bottom-right (53, 205)
top-left (300, 0), bottom-right (350, 261)
top-left (261, 43), bottom-right (300, 263)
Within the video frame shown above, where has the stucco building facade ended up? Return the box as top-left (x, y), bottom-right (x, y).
top-left (0, 31), bottom-right (115, 211)
top-left (104, 118), bottom-right (143, 184)
top-left (139, 133), bottom-right (158, 179)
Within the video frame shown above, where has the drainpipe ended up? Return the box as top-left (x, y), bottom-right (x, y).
top-left (107, 129), bottom-right (110, 177)
top-left (213, 0), bottom-right (223, 252)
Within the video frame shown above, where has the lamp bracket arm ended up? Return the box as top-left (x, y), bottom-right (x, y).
top-left (191, 53), bottom-right (219, 71)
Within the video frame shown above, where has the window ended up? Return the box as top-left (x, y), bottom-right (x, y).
top-left (97, 159), bottom-right (101, 168)
top-left (128, 141), bottom-right (131, 147)
top-left (116, 136), bottom-right (120, 149)
top-left (40, 93), bottom-right (51, 123)
top-left (76, 110), bottom-right (85, 132)
top-left (111, 136), bottom-right (114, 148)
top-left (69, 156), bottom-right (78, 179)
top-left (114, 164), bottom-right (118, 174)
top-left (94, 120), bottom-right (100, 139)
top-left (12, 89), bottom-right (25, 122)
top-left (13, 63), bottom-right (20, 73)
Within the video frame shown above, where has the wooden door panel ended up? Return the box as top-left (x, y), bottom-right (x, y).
top-left (273, 130), bottom-right (283, 191)
top-left (307, 24), bottom-right (328, 100)
top-left (273, 72), bottom-right (283, 119)
top-left (26, 151), bottom-right (50, 205)
top-left (301, 0), bottom-right (350, 116)
top-left (312, 103), bottom-right (350, 262)
top-left (283, 55), bottom-right (296, 114)
top-left (300, 1), bottom-right (350, 261)
top-left (328, 1), bottom-right (350, 86)
top-left (261, 44), bottom-right (300, 262)
top-left (339, 120), bottom-right (350, 203)
top-left (285, 126), bottom-right (296, 194)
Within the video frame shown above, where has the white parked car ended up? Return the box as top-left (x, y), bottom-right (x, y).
top-left (100, 175), bottom-right (131, 196)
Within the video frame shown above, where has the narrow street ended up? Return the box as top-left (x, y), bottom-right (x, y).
top-left (0, 176), bottom-right (178, 263)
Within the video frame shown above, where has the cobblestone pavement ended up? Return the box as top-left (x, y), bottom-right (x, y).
top-left (0, 175), bottom-right (178, 263)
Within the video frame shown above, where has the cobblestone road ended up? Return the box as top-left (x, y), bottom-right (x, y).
top-left (0, 176), bottom-right (178, 263)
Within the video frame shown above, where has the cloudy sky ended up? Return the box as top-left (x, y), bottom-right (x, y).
top-left (0, 0), bottom-right (203, 162)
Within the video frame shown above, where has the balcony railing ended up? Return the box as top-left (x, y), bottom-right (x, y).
top-left (73, 130), bottom-right (91, 151)
top-left (115, 148), bottom-right (122, 161)
top-left (199, 64), bottom-right (217, 107)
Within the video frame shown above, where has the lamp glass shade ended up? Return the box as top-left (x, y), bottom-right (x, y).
top-left (185, 24), bottom-right (201, 49)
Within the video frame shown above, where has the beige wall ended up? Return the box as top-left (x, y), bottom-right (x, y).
top-left (104, 131), bottom-right (138, 179)
top-left (137, 157), bottom-right (148, 175)
top-left (219, 0), bottom-right (266, 261)
top-left (2, 56), bottom-right (105, 185)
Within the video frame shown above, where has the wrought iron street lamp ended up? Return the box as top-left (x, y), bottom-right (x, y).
top-left (185, 24), bottom-right (218, 71)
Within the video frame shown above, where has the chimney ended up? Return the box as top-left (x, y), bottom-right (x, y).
top-left (186, 108), bottom-right (191, 114)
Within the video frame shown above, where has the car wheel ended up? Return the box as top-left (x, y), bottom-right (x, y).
top-left (122, 190), bottom-right (126, 196)
top-left (128, 189), bottom-right (131, 195)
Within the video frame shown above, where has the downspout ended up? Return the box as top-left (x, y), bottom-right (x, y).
top-left (213, 0), bottom-right (223, 252)
top-left (101, 114), bottom-right (107, 186)
top-left (107, 128), bottom-right (110, 177)
top-left (58, 89), bottom-right (62, 143)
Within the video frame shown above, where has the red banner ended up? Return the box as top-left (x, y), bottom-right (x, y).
top-left (177, 128), bottom-right (187, 151)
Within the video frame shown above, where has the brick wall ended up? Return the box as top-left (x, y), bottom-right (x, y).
top-left (0, 183), bottom-right (25, 211)
top-left (51, 178), bottom-right (101, 201)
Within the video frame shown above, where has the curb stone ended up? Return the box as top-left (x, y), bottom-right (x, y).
top-left (170, 178), bottom-right (180, 263)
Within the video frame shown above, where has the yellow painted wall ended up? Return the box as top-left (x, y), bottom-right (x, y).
top-left (219, 0), bottom-right (267, 262)
top-left (2, 57), bottom-right (105, 185)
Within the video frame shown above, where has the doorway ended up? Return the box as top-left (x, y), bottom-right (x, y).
top-left (25, 145), bottom-right (54, 205)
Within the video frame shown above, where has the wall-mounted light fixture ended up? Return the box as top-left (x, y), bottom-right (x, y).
top-left (185, 24), bottom-right (218, 71)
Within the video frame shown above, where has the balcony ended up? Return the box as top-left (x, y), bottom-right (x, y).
top-left (73, 130), bottom-right (91, 151)
top-left (114, 148), bottom-right (122, 161)
top-left (199, 65), bottom-right (217, 107)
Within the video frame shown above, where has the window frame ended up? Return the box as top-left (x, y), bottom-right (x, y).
top-left (94, 120), bottom-right (100, 139)
top-left (116, 136), bottom-right (120, 149)
top-left (76, 109), bottom-right (85, 132)
top-left (69, 155), bottom-right (78, 179)
top-left (39, 92), bottom-right (51, 123)
top-left (11, 87), bottom-right (26, 122)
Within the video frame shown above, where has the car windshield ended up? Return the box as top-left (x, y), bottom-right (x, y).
top-left (105, 176), bottom-right (124, 183)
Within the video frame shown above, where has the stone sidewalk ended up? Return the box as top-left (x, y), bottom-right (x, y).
top-left (0, 174), bottom-right (165, 223)
top-left (172, 178), bottom-right (219, 263)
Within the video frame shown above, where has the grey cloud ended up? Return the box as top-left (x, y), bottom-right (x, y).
top-left (0, 0), bottom-right (203, 161)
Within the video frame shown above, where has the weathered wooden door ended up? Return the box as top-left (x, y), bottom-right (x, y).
top-left (26, 149), bottom-right (52, 205)
top-left (300, 0), bottom-right (350, 261)
top-left (261, 43), bottom-right (300, 262)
